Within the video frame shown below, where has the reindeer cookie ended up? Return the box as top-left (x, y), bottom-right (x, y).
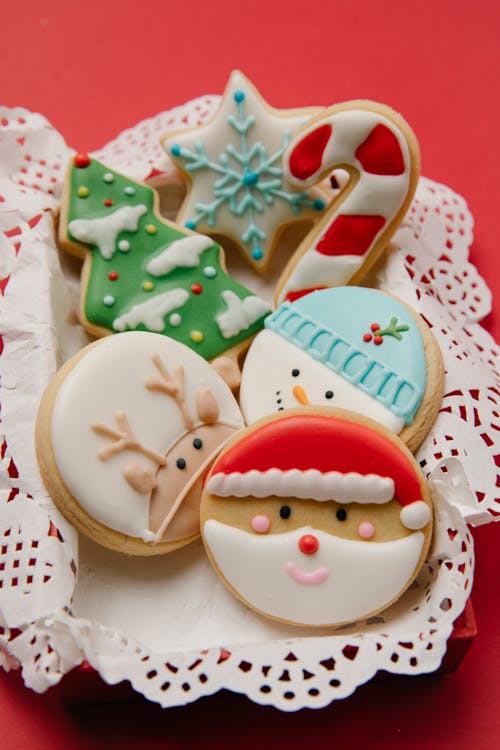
top-left (36, 331), bottom-right (244, 555)
top-left (201, 408), bottom-right (433, 627)
top-left (239, 286), bottom-right (444, 453)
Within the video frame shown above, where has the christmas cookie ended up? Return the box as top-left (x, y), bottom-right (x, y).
top-left (275, 100), bottom-right (420, 304)
top-left (35, 331), bottom-right (244, 555)
top-left (239, 286), bottom-right (443, 452)
top-left (201, 408), bottom-right (433, 628)
top-left (58, 154), bottom-right (271, 361)
top-left (161, 70), bottom-right (327, 273)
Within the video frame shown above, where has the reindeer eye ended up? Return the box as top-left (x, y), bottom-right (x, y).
top-left (336, 508), bottom-right (347, 521)
top-left (193, 438), bottom-right (203, 450)
top-left (280, 505), bottom-right (291, 519)
top-left (176, 458), bottom-right (187, 470)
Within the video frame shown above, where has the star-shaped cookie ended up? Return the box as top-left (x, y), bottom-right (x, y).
top-left (161, 71), bottom-right (326, 273)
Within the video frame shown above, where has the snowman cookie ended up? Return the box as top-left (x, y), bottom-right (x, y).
top-left (200, 408), bottom-right (433, 627)
top-left (36, 331), bottom-right (244, 555)
top-left (239, 286), bottom-right (443, 452)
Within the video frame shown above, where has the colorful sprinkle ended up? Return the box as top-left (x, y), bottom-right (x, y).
top-left (191, 283), bottom-right (203, 295)
top-left (145, 224), bottom-right (157, 235)
top-left (77, 186), bottom-right (89, 198)
top-left (185, 220), bottom-right (196, 230)
top-left (169, 313), bottom-right (182, 327)
top-left (124, 186), bottom-right (136, 196)
top-left (203, 266), bottom-right (217, 278)
top-left (252, 247), bottom-right (263, 261)
top-left (190, 330), bottom-right (204, 343)
top-left (74, 153), bottom-right (90, 168)
top-left (142, 281), bottom-right (154, 292)
top-left (108, 271), bottom-right (119, 281)
top-left (118, 240), bottom-right (130, 252)
top-left (103, 295), bottom-right (115, 307)
top-left (103, 172), bottom-right (114, 183)
top-left (104, 198), bottom-right (113, 207)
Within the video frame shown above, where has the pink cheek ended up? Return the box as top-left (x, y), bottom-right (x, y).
top-left (357, 521), bottom-right (375, 540)
top-left (251, 514), bottom-right (271, 534)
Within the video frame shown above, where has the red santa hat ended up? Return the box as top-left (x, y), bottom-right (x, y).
top-left (205, 412), bottom-right (431, 530)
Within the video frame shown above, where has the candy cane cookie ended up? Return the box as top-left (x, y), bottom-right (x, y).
top-left (275, 101), bottom-right (420, 304)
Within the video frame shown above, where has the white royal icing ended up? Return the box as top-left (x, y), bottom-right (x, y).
top-left (216, 290), bottom-right (271, 339)
top-left (113, 289), bottom-right (189, 332)
top-left (203, 521), bottom-right (425, 626)
top-left (68, 204), bottom-right (147, 260)
top-left (278, 108), bottom-right (413, 303)
top-left (206, 469), bottom-right (395, 503)
top-left (145, 234), bottom-right (214, 276)
top-left (239, 330), bottom-right (405, 433)
top-left (50, 332), bottom-right (244, 540)
top-left (400, 501), bottom-right (431, 530)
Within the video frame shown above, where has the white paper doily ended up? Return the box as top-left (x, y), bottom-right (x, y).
top-left (0, 98), bottom-right (497, 711)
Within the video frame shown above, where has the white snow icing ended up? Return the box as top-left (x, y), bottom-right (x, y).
top-left (68, 204), bottom-right (147, 259)
top-left (216, 290), bottom-right (270, 339)
top-left (113, 289), bottom-right (189, 332)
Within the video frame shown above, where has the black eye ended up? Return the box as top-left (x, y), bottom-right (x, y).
top-left (280, 505), bottom-right (291, 519)
top-left (291, 369), bottom-right (300, 377)
top-left (176, 458), bottom-right (186, 469)
top-left (336, 508), bottom-right (347, 521)
top-left (193, 438), bottom-right (203, 449)
top-left (325, 390), bottom-right (334, 400)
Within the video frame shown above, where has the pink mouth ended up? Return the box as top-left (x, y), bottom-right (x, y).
top-left (285, 561), bottom-right (329, 586)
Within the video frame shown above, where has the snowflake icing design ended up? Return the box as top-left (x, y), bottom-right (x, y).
top-left (170, 89), bottom-right (325, 265)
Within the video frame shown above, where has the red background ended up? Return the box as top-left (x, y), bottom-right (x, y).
top-left (1, 1), bottom-right (499, 747)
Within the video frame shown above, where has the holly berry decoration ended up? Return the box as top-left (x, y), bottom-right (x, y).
top-left (363, 317), bottom-right (409, 346)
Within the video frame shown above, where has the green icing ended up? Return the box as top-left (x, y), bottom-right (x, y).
top-left (65, 157), bottom-right (271, 360)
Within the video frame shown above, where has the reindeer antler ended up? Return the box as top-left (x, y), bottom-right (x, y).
top-left (91, 410), bottom-right (167, 466)
top-left (145, 355), bottom-right (195, 429)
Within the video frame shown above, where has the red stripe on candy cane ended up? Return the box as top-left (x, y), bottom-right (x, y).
top-left (288, 123), bottom-right (332, 180)
top-left (316, 214), bottom-right (386, 256)
top-left (355, 124), bottom-right (405, 176)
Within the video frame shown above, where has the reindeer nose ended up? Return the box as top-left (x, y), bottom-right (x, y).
top-left (298, 534), bottom-right (319, 555)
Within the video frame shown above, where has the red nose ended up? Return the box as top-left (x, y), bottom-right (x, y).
top-left (298, 534), bottom-right (319, 555)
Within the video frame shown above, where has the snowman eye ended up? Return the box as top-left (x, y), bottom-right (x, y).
top-left (336, 508), bottom-right (347, 521)
top-left (280, 505), bottom-right (291, 519)
top-left (325, 390), bottom-right (334, 400)
top-left (291, 369), bottom-right (300, 377)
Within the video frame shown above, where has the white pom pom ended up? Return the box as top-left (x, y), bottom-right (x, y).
top-left (400, 501), bottom-right (431, 530)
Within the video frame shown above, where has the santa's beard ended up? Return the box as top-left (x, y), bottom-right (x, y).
top-left (203, 521), bottom-right (425, 626)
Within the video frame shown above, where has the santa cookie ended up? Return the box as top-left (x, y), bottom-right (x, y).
top-left (201, 408), bottom-right (433, 628)
top-left (59, 154), bottom-right (270, 361)
top-left (36, 331), bottom-right (244, 555)
top-left (239, 286), bottom-right (443, 452)
top-left (162, 70), bottom-right (327, 273)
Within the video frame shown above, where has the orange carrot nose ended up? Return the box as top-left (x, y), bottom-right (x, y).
top-left (292, 385), bottom-right (310, 405)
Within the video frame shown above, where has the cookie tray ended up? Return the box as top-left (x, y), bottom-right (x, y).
top-left (0, 99), bottom-right (497, 711)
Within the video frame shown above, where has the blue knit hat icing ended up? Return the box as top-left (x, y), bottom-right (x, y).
top-left (265, 287), bottom-right (427, 425)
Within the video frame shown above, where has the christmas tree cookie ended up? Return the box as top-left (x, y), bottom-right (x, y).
top-left (161, 70), bottom-right (327, 273)
top-left (58, 153), bottom-right (271, 361)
